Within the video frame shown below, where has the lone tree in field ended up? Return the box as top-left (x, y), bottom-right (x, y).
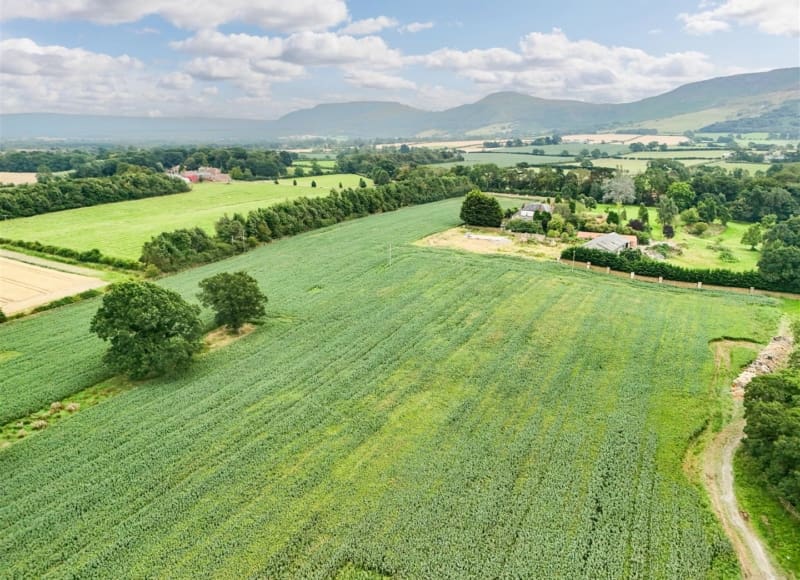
top-left (460, 189), bottom-right (503, 227)
top-left (741, 224), bottom-right (763, 250)
top-left (198, 271), bottom-right (268, 333)
top-left (90, 281), bottom-right (203, 379)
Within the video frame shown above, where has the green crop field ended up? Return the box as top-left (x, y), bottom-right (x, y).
top-left (0, 174), bottom-right (369, 260)
top-left (0, 199), bottom-right (781, 577)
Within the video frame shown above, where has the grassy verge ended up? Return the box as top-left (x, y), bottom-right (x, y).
top-left (734, 451), bottom-right (800, 578)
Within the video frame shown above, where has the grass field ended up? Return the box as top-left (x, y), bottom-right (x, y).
top-left (622, 150), bottom-right (731, 160)
top-left (436, 152), bottom-right (570, 168)
top-left (0, 198), bottom-right (782, 577)
top-left (0, 174), bottom-right (369, 260)
top-left (596, 204), bottom-right (760, 272)
top-left (704, 161), bottom-right (771, 174)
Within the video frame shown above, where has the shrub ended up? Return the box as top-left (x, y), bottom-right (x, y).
top-left (689, 222), bottom-right (709, 236)
top-left (0, 308), bottom-right (6, 324)
top-left (31, 420), bottom-right (48, 430)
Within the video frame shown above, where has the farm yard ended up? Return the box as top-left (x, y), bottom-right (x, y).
top-left (0, 199), bottom-right (781, 578)
top-left (0, 252), bottom-right (106, 315)
top-left (0, 174), bottom-right (370, 259)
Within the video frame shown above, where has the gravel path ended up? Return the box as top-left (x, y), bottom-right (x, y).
top-left (703, 323), bottom-right (793, 579)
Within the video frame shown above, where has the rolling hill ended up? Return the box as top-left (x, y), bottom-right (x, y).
top-left (1, 68), bottom-right (797, 142)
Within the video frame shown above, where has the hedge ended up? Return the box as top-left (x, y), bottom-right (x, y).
top-left (560, 246), bottom-right (795, 293)
top-left (0, 238), bottom-right (142, 270)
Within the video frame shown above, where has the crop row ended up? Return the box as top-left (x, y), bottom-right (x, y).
top-left (0, 199), bottom-right (778, 577)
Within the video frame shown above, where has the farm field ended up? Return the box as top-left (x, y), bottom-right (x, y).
top-left (0, 174), bottom-right (369, 260)
top-left (436, 152), bottom-right (570, 168)
top-left (622, 149), bottom-right (731, 160)
top-left (0, 172), bottom-right (37, 185)
top-left (0, 198), bottom-right (782, 578)
top-left (0, 253), bottom-right (106, 315)
top-left (704, 161), bottom-right (771, 174)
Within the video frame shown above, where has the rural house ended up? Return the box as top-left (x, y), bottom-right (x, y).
top-left (519, 202), bottom-right (552, 218)
top-left (581, 232), bottom-right (636, 253)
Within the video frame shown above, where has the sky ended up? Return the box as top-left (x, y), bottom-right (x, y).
top-left (1, 0), bottom-right (798, 119)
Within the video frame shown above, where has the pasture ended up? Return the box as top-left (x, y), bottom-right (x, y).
top-left (0, 174), bottom-right (369, 259)
top-left (0, 253), bottom-right (106, 315)
top-left (0, 198), bottom-right (780, 578)
top-left (436, 152), bottom-right (570, 168)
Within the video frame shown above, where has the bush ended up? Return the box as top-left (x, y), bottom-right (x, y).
top-left (689, 222), bottom-right (709, 236)
top-left (0, 308), bottom-right (6, 324)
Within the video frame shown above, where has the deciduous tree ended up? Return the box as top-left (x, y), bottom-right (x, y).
top-left (459, 189), bottom-right (503, 227)
top-left (198, 271), bottom-right (268, 333)
top-left (90, 282), bottom-right (203, 379)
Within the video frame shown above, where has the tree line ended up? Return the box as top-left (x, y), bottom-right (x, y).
top-left (0, 147), bottom-right (297, 180)
top-left (0, 169), bottom-right (189, 219)
top-left (140, 169), bottom-right (474, 272)
top-left (743, 334), bottom-right (800, 510)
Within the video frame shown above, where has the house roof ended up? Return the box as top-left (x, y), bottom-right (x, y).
top-left (582, 232), bottom-right (633, 253)
top-left (521, 202), bottom-right (552, 213)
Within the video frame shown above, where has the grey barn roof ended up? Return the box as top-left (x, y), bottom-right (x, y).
top-left (582, 232), bottom-right (631, 253)
top-left (521, 202), bottom-right (552, 213)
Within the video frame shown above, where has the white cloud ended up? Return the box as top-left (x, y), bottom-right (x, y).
top-left (171, 30), bottom-right (283, 59)
top-left (0, 0), bottom-right (349, 31)
top-left (343, 69), bottom-right (416, 90)
top-left (281, 32), bottom-right (403, 67)
top-left (415, 28), bottom-right (716, 102)
top-left (157, 72), bottom-right (193, 90)
top-left (0, 38), bottom-right (142, 77)
top-left (399, 21), bottom-right (434, 33)
top-left (0, 38), bottom-right (215, 116)
top-left (679, 0), bottom-right (800, 36)
top-left (339, 16), bottom-right (398, 35)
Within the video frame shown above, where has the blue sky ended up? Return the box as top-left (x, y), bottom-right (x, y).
top-left (1, 0), bottom-right (798, 119)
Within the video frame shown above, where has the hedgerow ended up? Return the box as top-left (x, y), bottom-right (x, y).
top-left (560, 246), bottom-right (794, 292)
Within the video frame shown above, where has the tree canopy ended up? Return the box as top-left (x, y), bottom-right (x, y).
top-left (460, 189), bottom-right (503, 227)
top-left (90, 281), bottom-right (203, 379)
top-left (198, 271), bottom-right (268, 333)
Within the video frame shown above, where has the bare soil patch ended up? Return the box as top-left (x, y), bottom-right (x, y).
top-left (0, 255), bottom-right (106, 315)
top-left (0, 172), bottom-right (37, 185)
top-left (204, 323), bottom-right (256, 351)
top-left (417, 227), bottom-right (566, 260)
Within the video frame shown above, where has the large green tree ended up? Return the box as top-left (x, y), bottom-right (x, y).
top-left (198, 271), bottom-right (268, 333)
top-left (90, 281), bottom-right (203, 379)
top-left (666, 181), bottom-right (696, 211)
top-left (459, 189), bottom-right (503, 227)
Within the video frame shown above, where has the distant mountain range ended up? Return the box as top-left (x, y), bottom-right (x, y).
top-left (1, 68), bottom-right (797, 144)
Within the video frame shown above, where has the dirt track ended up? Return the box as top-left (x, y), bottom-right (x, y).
top-left (703, 324), bottom-right (793, 579)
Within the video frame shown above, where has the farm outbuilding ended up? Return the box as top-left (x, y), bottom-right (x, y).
top-left (519, 202), bottom-right (553, 218)
top-left (581, 232), bottom-right (636, 253)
